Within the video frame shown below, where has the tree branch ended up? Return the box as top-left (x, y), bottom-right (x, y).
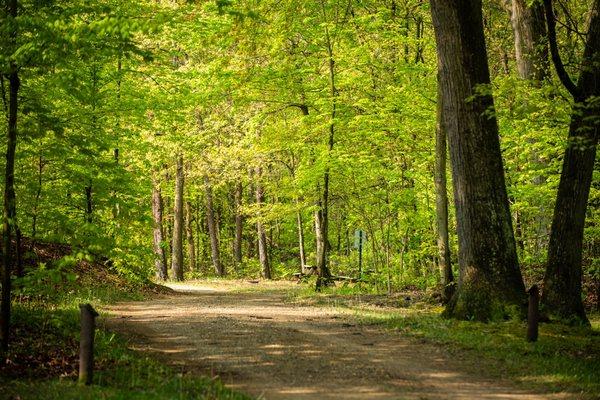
top-left (543, 0), bottom-right (581, 99)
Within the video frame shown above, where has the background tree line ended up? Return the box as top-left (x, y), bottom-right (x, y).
top-left (1, 0), bottom-right (598, 348)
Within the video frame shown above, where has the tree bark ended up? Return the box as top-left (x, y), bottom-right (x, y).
top-left (541, 0), bottom-right (600, 324)
top-left (171, 155), bottom-right (184, 281)
top-left (205, 176), bottom-right (224, 276)
top-left (233, 181), bottom-right (244, 266)
top-left (434, 80), bottom-right (454, 304)
top-left (431, 0), bottom-right (527, 321)
top-left (510, 0), bottom-right (549, 82)
top-left (255, 168), bottom-right (271, 279)
top-left (1, 0), bottom-right (18, 351)
top-left (152, 180), bottom-right (168, 280)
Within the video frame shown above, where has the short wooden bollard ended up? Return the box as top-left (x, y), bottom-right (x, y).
top-left (79, 303), bottom-right (99, 385)
top-left (527, 285), bottom-right (539, 342)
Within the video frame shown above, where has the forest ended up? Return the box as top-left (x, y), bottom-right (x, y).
top-left (0, 0), bottom-right (599, 398)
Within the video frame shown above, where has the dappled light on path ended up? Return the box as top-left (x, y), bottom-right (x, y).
top-left (103, 282), bottom-right (565, 400)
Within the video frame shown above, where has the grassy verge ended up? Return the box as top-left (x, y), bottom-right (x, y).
top-left (1, 270), bottom-right (251, 399)
top-left (287, 284), bottom-right (600, 398)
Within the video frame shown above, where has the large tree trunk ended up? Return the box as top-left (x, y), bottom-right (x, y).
top-left (204, 176), bottom-right (224, 276)
top-left (255, 168), bottom-right (271, 279)
top-left (1, 0), bottom-right (19, 351)
top-left (233, 181), bottom-right (244, 266)
top-left (185, 200), bottom-right (196, 273)
top-left (510, 0), bottom-right (549, 82)
top-left (541, 0), bottom-right (600, 324)
top-left (431, 0), bottom-right (527, 321)
top-left (434, 80), bottom-right (454, 304)
top-left (152, 181), bottom-right (168, 280)
top-left (171, 155), bottom-right (184, 281)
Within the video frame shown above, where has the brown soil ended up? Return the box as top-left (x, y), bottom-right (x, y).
top-left (103, 281), bottom-right (568, 400)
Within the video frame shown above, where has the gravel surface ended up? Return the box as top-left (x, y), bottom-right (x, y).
top-left (103, 281), bottom-right (567, 400)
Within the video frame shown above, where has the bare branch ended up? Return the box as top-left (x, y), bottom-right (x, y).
top-left (543, 0), bottom-right (581, 99)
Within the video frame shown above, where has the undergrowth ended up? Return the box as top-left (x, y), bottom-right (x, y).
top-left (2, 305), bottom-right (250, 400)
top-left (0, 247), bottom-right (250, 400)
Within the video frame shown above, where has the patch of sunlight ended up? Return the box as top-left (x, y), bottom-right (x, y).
top-left (517, 374), bottom-right (568, 385)
top-left (426, 372), bottom-right (460, 379)
top-left (589, 315), bottom-right (600, 331)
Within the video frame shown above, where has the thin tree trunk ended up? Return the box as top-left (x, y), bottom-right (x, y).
top-left (31, 155), bottom-right (44, 239)
top-left (314, 205), bottom-right (324, 267)
top-left (84, 184), bottom-right (93, 223)
top-left (171, 155), bottom-right (184, 281)
top-left (205, 176), bottom-right (224, 276)
top-left (414, 2), bottom-right (425, 64)
top-left (316, 1), bottom-right (336, 290)
top-left (541, 0), bottom-right (600, 324)
top-left (255, 168), bottom-right (271, 279)
top-left (112, 54), bottom-right (122, 221)
top-left (185, 200), bottom-right (196, 273)
top-left (152, 181), bottom-right (168, 280)
top-left (297, 208), bottom-right (306, 272)
top-left (164, 194), bottom-right (172, 271)
top-left (434, 80), bottom-right (454, 304)
top-left (431, 0), bottom-right (527, 321)
top-left (1, 0), bottom-right (19, 351)
top-left (195, 195), bottom-right (204, 269)
top-left (233, 181), bottom-right (244, 266)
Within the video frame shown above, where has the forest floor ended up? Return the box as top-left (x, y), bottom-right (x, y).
top-left (103, 280), bottom-right (577, 400)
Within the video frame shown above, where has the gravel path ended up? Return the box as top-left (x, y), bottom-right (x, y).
top-left (103, 281), bottom-right (566, 400)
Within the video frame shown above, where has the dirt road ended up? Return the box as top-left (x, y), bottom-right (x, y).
top-left (103, 281), bottom-right (563, 400)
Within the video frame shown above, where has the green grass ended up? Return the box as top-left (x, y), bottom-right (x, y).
top-left (365, 309), bottom-right (600, 396)
top-left (2, 275), bottom-right (251, 400)
top-left (287, 285), bottom-right (600, 398)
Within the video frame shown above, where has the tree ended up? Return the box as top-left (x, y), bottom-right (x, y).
top-left (171, 155), bottom-right (184, 281)
top-left (431, 0), bottom-right (527, 320)
top-left (152, 177), bottom-right (168, 280)
top-left (204, 176), bottom-right (224, 276)
top-left (541, 0), bottom-right (600, 324)
top-left (255, 167), bottom-right (271, 279)
top-left (315, 0), bottom-right (339, 290)
top-left (509, 0), bottom-right (549, 82)
top-left (233, 181), bottom-right (244, 266)
top-left (185, 200), bottom-right (196, 273)
top-left (1, 0), bottom-right (19, 351)
top-left (434, 81), bottom-right (454, 304)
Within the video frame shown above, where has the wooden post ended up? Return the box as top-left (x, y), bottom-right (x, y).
top-left (79, 303), bottom-right (99, 385)
top-left (527, 285), bottom-right (539, 342)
